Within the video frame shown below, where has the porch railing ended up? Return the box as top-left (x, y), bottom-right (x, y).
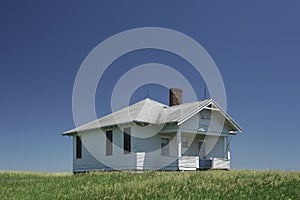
top-left (179, 156), bottom-right (230, 170)
top-left (212, 158), bottom-right (230, 169)
top-left (178, 156), bottom-right (199, 170)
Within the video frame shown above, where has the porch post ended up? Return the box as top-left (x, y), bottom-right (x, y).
top-left (177, 129), bottom-right (182, 157)
top-left (225, 135), bottom-right (230, 160)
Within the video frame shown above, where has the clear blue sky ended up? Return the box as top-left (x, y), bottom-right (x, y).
top-left (0, 1), bottom-right (299, 172)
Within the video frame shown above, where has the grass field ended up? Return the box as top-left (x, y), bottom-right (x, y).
top-left (0, 170), bottom-right (299, 200)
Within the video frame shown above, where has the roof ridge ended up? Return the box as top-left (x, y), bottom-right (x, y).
top-left (63, 99), bottom-right (149, 134)
top-left (62, 98), bottom-right (243, 136)
top-left (145, 98), bottom-right (168, 107)
top-left (135, 98), bottom-right (167, 122)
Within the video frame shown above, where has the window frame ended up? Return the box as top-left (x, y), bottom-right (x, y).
top-left (75, 135), bottom-right (82, 159)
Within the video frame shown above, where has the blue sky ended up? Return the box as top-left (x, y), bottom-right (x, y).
top-left (0, 1), bottom-right (299, 172)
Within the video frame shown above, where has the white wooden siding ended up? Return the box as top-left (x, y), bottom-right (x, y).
top-left (72, 109), bottom-right (231, 172)
top-left (73, 124), bottom-right (179, 171)
top-left (212, 158), bottom-right (230, 169)
top-left (179, 156), bottom-right (199, 170)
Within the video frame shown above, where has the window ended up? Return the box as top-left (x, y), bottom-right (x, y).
top-left (123, 127), bottom-right (131, 154)
top-left (106, 130), bottom-right (113, 156)
top-left (161, 138), bottom-right (169, 156)
top-left (76, 136), bottom-right (82, 159)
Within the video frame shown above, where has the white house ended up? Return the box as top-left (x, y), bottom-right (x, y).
top-left (63, 88), bottom-right (242, 172)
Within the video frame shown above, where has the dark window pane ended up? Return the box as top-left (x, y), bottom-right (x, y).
top-left (161, 138), bottom-right (169, 156)
top-left (76, 136), bottom-right (82, 159)
top-left (106, 130), bottom-right (113, 156)
top-left (123, 127), bottom-right (131, 154)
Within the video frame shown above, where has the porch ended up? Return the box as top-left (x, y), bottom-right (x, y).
top-left (178, 156), bottom-right (230, 170)
top-left (175, 128), bottom-right (231, 170)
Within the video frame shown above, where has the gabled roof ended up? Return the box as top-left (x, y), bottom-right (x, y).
top-left (63, 98), bottom-right (242, 135)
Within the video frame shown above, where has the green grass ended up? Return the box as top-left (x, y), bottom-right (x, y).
top-left (0, 170), bottom-right (299, 200)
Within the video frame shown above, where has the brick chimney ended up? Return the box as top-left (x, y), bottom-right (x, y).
top-left (169, 88), bottom-right (182, 106)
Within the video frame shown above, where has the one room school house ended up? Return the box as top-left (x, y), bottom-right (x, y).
top-left (63, 88), bottom-right (242, 172)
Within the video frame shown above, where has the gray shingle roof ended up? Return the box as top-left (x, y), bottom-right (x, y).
top-left (63, 98), bottom-right (241, 135)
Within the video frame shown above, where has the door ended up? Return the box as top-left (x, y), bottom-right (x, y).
top-left (198, 140), bottom-right (205, 159)
top-left (161, 138), bottom-right (170, 156)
